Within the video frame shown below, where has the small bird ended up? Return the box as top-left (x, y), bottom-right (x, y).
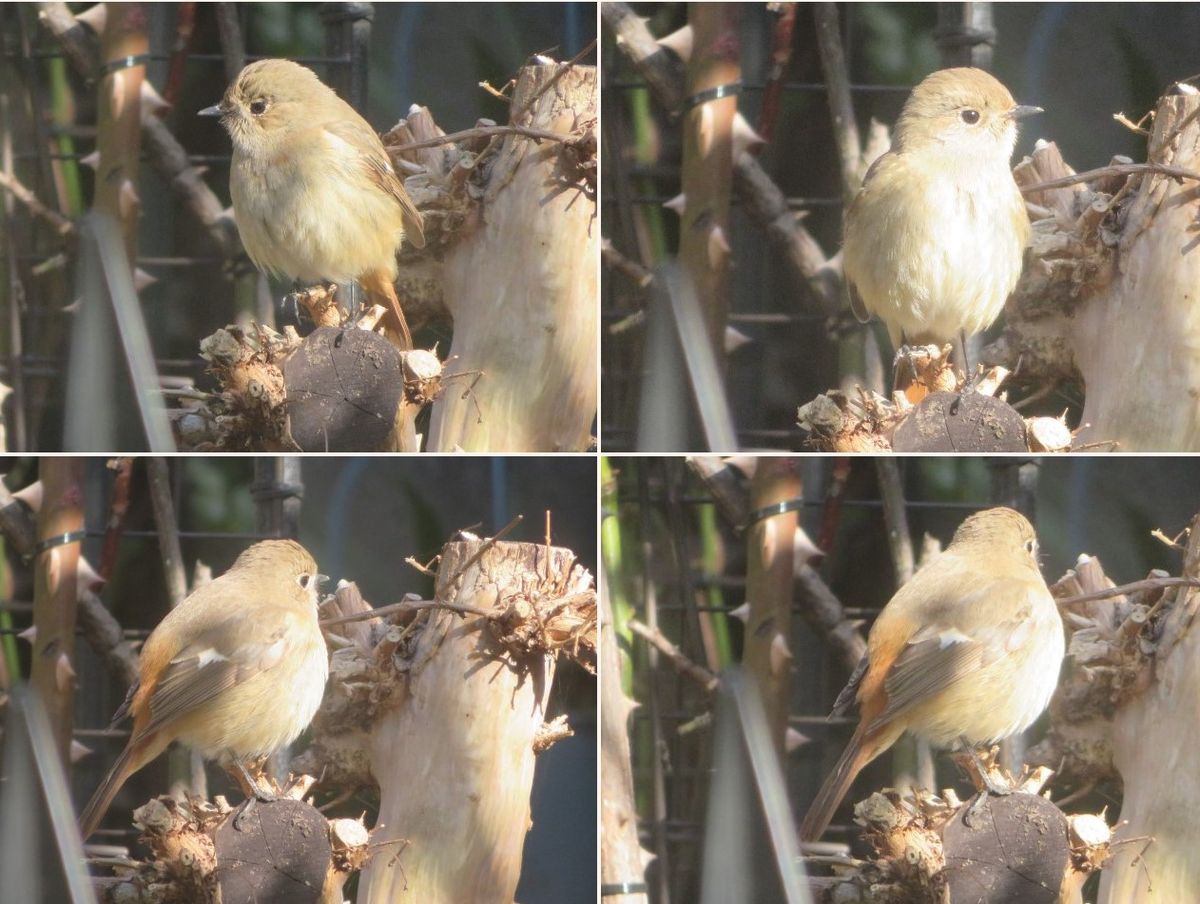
top-left (799, 507), bottom-right (1064, 842)
top-left (200, 59), bottom-right (425, 349)
top-left (843, 68), bottom-right (1040, 354)
top-left (78, 539), bottom-right (329, 839)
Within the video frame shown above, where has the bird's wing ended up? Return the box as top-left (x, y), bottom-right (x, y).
top-left (867, 576), bottom-right (1039, 733)
top-left (830, 652), bottom-right (869, 717)
top-left (324, 117), bottom-right (426, 249)
top-left (136, 614), bottom-right (291, 741)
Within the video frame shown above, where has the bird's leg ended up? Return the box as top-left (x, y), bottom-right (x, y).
top-left (955, 329), bottom-right (972, 376)
top-left (229, 756), bottom-right (276, 831)
top-left (282, 280), bottom-right (305, 323)
top-left (956, 742), bottom-right (1012, 828)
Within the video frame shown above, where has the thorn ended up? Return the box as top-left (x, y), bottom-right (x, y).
top-left (769, 632), bottom-right (793, 676)
top-left (785, 728), bottom-right (809, 753)
top-left (725, 326), bottom-right (751, 354)
top-left (56, 651), bottom-right (77, 691)
top-left (663, 193), bottom-right (686, 215)
top-left (656, 24), bottom-right (693, 61)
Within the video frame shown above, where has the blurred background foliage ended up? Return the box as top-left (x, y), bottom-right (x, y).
top-left (602, 2), bottom-right (1200, 448)
top-left (1, 455), bottom-right (596, 904)
top-left (603, 454), bottom-right (1200, 901)
top-left (0, 2), bottom-right (593, 449)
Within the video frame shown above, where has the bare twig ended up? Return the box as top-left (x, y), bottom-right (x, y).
top-left (601, 238), bottom-right (654, 289)
top-left (320, 597), bottom-right (493, 628)
top-left (1056, 576), bottom-right (1200, 606)
top-left (756, 3), bottom-right (798, 145)
top-left (0, 170), bottom-right (75, 236)
top-left (795, 565), bottom-right (866, 673)
top-left (97, 457), bottom-right (134, 583)
top-left (146, 458), bottom-right (187, 606)
top-left (813, 3), bottom-right (861, 203)
top-left (875, 459), bottom-right (914, 585)
top-left (628, 617), bottom-right (719, 693)
top-left (1020, 162), bottom-right (1200, 194)
top-left (388, 123), bottom-right (577, 154)
top-left (214, 2), bottom-right (245, 84)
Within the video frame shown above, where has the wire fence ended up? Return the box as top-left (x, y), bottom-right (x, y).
top-left (0, 4), bottom-right (373, 451)
top-left (609, 455), bottom-right (1042, 902)
top-left (600, 4), bottom-right (999, 451)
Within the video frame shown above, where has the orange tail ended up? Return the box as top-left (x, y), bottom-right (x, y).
top-left (360, 269), bottom-right (413, 351)
top-left (799, 724), bottom-right (893, 842)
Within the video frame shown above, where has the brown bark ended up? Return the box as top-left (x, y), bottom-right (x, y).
top-left (678, 3), bottom-right (740, 364)
top-left (30, 458), bottom-right (84, 763)
top-left (94, 3), bottom-right (146, 261)
top-left (426, 60), bottom-right (598, 452)
top-left (742, 458), bottom-right (801, 755)
top-left (358, 539), bottom-right (595, 903)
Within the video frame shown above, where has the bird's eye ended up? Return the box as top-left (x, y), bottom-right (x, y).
top-left (250, 98), bottom-right (269, 115)
top-left (297, 573), bottom-right (312, 589)
top-left (960, 108), bottom-right (981, 125)
top-left (1024, 539), bottom-right (1038, 557)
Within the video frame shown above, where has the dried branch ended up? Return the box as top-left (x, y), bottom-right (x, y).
top-left (875, 458), bottom-right (914, 585)
top-left (0, 170), bottom-right (75, 237)
top-left (628, 617), bottom-right (719, 693)
top-left (1020, 161), bottom-right (1200, 193)
top-left (813, 3), bottom-right (861, 204)
top-left (602, 0), bottom-right (840, 313)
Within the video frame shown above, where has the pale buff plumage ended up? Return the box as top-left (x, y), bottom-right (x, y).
top-left (204, 59), bottom-right (424, 348)
top-left (844, 68), bottom-right (1037, 348)
top-left (800, 507), bottom-right (1064, 841)
top-left (78, 539), bottom-right (328, 839)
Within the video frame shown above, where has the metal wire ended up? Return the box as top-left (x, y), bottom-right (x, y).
top-left (1, 4), bottom-right (370, 451)
top-left (619, 456), bottom-right (1034, 901)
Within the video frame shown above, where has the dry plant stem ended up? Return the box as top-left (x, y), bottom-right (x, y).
top-left (0, 170), bottom-right (75, 236)
top-left (795, 564), bottom-right (866, 674)
top-left (628, 617), bottom-right (719, 692)
top-left (1057, 575), bottom-right (1200, 606)
top-left (146, 458), bottom-right (187, 606)
top-left (875, 458), bottom-right (914, 584)
top-left (1021, 161), bottom-right (1200, 193)
top-left (427, 61), bottom-right (597, 452)
top-left (678, 3), bottom-right (740, 363)
top-left (742, 458), bottom-right (802, 755)
top-left (94, 3), bottom-right (147, 261)
top-left (1099, 514), bottom-right (1200, 903)
top-left (97, 457), bottom-right (134, 582)
top-left (214, 2), bottom-right (245, 84)
top-left (31, 458), bottom-right (84, 763)
top-left (813, 3), bottom-right (861, 204)
top-left (358, 539), bottom-right (588, 904)
top-left (599, 585), bottom-right (650, 904)
top-left (602, 1), bottom-right (839, 313)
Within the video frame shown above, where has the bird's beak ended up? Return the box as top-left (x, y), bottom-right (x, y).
top-left (1008, 104), bottom-right (1043, 121)
top-left (198, 104), bottom-right (224, 118)
top-left (316, 574), bottom-right (331, 589)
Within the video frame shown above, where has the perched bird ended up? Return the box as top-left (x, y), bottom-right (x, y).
top-left (200, 59), bottom-right (425, 349)
top-left (78, 539), bottom-right (329, 839)
top-left (843, 67), bottom-right (1040, 353)
top-left (799, 507), bottom-right (1064, 842)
